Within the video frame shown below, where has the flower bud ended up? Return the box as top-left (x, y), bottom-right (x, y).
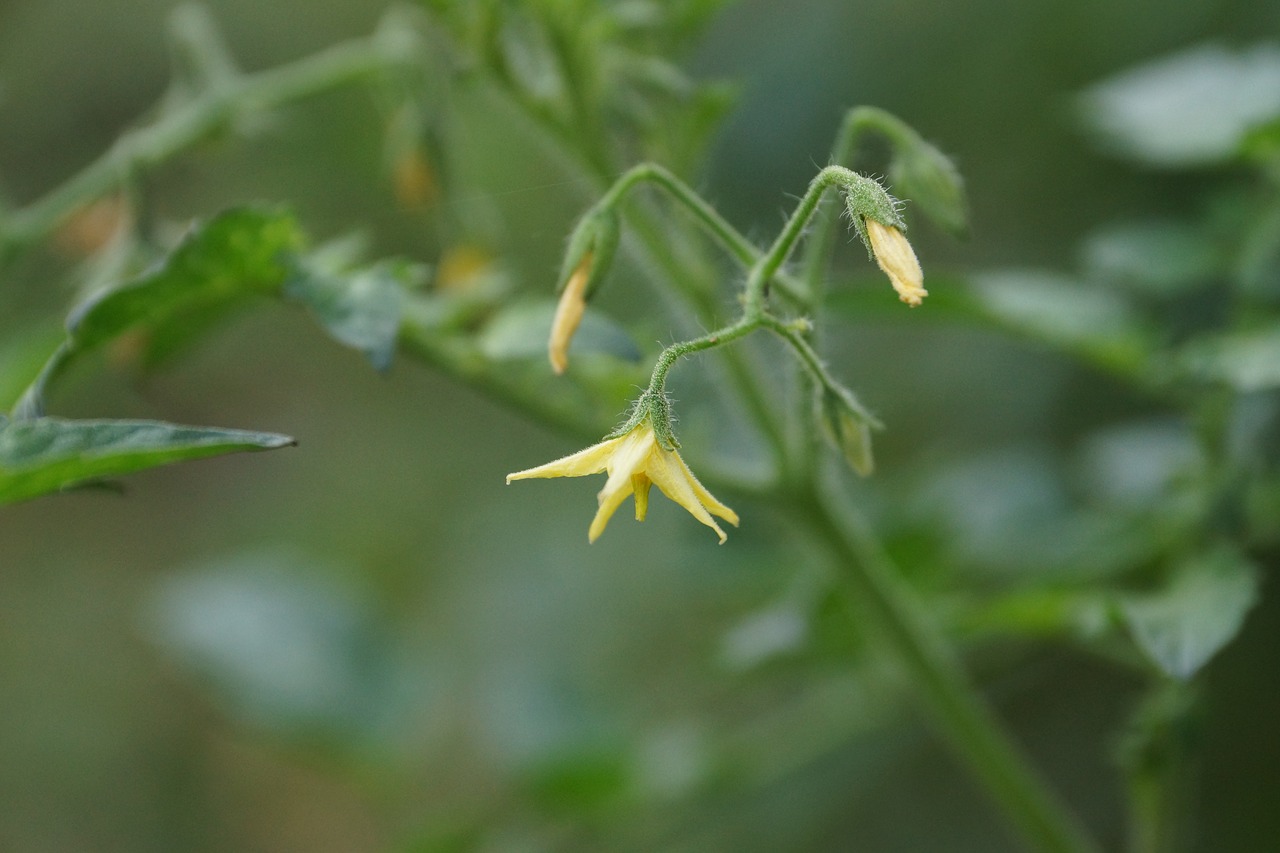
top-left (889, 137), bottom-right (968, 238)
top-left (815, 384), bottom-right (879, 476)
top-left (548, 251), bottom-right (590, 374)
top-left (548, 206), bottom-right (619, 373)
top-left (865, 218), bottom-right (927, 307)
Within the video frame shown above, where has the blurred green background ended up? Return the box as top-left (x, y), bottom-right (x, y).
top-left (2, 1), bottom-right (1279, 850)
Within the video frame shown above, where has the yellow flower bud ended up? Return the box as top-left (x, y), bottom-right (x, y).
top-left (865, 218), bottom-right (927, 307)
top-left (548, 251), bottom-right (591, 374)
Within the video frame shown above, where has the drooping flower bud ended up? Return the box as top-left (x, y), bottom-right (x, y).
top-left (547, 205), bottom-right (619, 373)
top-left (839, 172), bottom-right (927, 308)
top-left (889, 136), bottom-right (968, 238)
top-left (815, 383), bottom-right (880, 476)
top-left (548, 250), bottom-right (590, 374)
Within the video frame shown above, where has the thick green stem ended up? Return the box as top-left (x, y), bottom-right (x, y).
top-left (799, 485), bottom-right (1100, 853)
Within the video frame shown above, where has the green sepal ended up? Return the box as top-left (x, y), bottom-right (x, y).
top-left (557, 205), bottom-right (620, 301)
top-left (840, 172), bottom-right (906, 260)
top-left (606, 388), bottom-right (679, 450)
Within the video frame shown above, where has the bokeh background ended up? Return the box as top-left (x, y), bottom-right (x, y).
top-left (2, 1), bottom-right (1279, 850)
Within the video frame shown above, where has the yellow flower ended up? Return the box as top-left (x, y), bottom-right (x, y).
top-left (506, 421), bottom-right (739, 543)
top-left (865, 218), bottom-right (927, 307)
top-left (548, 251), bottom-right (591, 374)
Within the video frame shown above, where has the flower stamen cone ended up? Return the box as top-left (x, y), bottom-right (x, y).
top-left (506, 420), bottom-right (738, 543)
top-left (548, 251), bottom-right (591, 374)
top-left (865, 218), bottom-right (927, 307)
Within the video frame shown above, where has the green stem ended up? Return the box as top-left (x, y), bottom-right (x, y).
top-left (648, 317), bottom-right (759, 393)
top-left (800, 485), bottom-right (1100, 853)
top-left (598, 163), bottom-right (806, 305)
top-left (745, 166), bottom-right (856, 315)
top-left (0, 19), bottom-right (417, 265)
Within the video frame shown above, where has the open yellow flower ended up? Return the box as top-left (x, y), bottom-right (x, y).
top-left (506, 421), bottom-right (739, 543)
top-left (865, 218), bottom-right (927, 307)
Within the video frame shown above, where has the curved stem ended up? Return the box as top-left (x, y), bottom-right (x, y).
top-left (745, 166), bottom-right (856, 315)
top-left (798, 484), bottom-right (1100, 853)
top-left (599, 163), bottom-right (806, 305)
top-left (648, 317), bottom-right (759, 393)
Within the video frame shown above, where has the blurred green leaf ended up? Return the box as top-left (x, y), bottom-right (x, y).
top-left (15, 207), bottom-right (303, 417)
top-left (1121, 546), bottom-right (1259, 680)
top-left (970, 270), bottom-right (1152, 374)
top-left (1081, 221), bottom-right (1220, 296)
top-left (524, 745), bottom-right (631, 815)
top-left (1180, 325), bottom-right (1280, 391)
top-left (1079, 43), bottom-right (1280, 167)
top-left (65, 207), bottom-right (301, 353)
top-left (287, 256), bottom-right (423, 371)
top-left (147, 550), bottom-right (412, 742)
top-left (476, 299), bottom-right (642, 364)
top-left (0, 417), bottom-right (293, 506)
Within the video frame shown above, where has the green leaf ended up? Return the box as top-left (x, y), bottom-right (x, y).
top-left (1081, 221), bottom-right (1220, 296)
top-left (1079, 43), bottom-right (1280, 167)
top-left (970, 270), bottom-right (1152, 374)
top-left (145, 550), bottom-right (411, 742)
top-left (16, 207), bottom-right (303, 417)
top-left (1121, 547), bottom-right (1259, 680)
top-left (286, 257), bottom-right (422, 371)
top-left (476, 299), bottom-right (642, 364)
top-left (0, 417), bottom-right (293, 506)
top-left (66, 207), bottom-right (302, 353)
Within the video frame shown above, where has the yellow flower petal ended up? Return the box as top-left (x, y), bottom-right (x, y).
top-left (632, 474), bottom-right (651, 521)
top-left (671, 452), bottom-right (740, 527)
top-left (506, 434), bottom-right (622, 482)
top-left (644, 444), bottom-right (728, 544)
top-left (865, 218), bottom-right (927, 307)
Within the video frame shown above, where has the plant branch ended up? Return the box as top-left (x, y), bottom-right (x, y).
top-left (0, 11), bottom-right (420, 268)
top-left (799, 484), bottom-right (1101, 853)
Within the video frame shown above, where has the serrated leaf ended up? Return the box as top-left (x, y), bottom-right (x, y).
top-left (15, 207), bottom-right (303, 416)
top-left (1079, 43), bottom-right (1280, 167)
top-left (1121, 547), bottom-right (1259, 680)
top-left (66, 207), bottom-right (302, 352)
top-left (0, 417), bottom-right (293, 506)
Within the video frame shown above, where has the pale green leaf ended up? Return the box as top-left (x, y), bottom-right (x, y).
top-left (1122, 548), bottom-right (1259, 680)
top-left (1181, 325), bottom-right (1280, 391)
top-left (1079, 43), bottom-right (1280, 167)
top-left (286, 259), bottom-right (422, 371)
top-left (971, 270), bottom-right (1152, 373)
top-left (477, 300), bottom-right (642, 364)
top-left (1081, 221), bottom-right (1220, 296)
